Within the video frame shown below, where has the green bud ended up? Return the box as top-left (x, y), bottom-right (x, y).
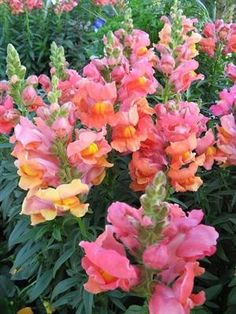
top-left (50, 42), bottom-right (67, 81)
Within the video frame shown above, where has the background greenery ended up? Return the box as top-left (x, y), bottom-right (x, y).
top-left (0, 0), bottom-right (236, 313)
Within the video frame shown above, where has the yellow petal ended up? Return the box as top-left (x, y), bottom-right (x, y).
top-left (41, 209), bottom-right (57, 221)
top-left (57, 179), bottom-right (89, 199)
top-left (70, 203), bottom-right (89, 217)
top-left (17, 307), bottom-right (34, 314)
top-left (31, 214), bottom-right (46, 226)
top-left (36, 188), bottom-right (60, 203)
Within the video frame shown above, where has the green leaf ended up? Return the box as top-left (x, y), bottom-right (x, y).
top-left (205, 284), bottom-right (223, 301)
top-left (124, 305), bottom-right (147, 314)
top-left (228, 287), bottom-right (236, 305)
top-left (52, 246), bottom-right (75, 277)
top-left (0, 275), bottom-right (16, 298)
top-left (28, 270), bottom-right (53, 302)
top-left (51, 278), bottom-right (78, 301)
top-left (191, 306), bottom-right (211, 314)
top-left (12, 241), bottom-right (42, 269)
top-left (229, 277), bottom-right (236, 288)
top-left (0, 180), bottom-right (18, 202)
top-left (8, 219), bottom-right (29, 248)
top-left (83, 290), bottom-right (93, 314)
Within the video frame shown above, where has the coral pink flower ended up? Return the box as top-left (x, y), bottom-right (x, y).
top-left (67, 129), bottom-right (112, 166)
top-left (129, 125), bottom-right (167, 191)
top-left (199, 37), bottom-right (216, 57)
top-left (67, 129), bottom-right (112, 186)
top-left (0, 95), bottom-right (19, 134)
top-left (165, 135), bottom-right (197, 169)
top-left (157, 53), bottom-right (175, 76)
top-left (93, 0), bottom-right (117, 5)
top-left (38, 74), bottom-right (52, 93)
top-left (196, 129), bottom-right (225, 170)
top-left (12, 117), bottom-right (53, 153)
top-left (168, 158), bottom-right (204, 192)
top-left (217, 114), bottom-right (236, 165)
top-left (226, 28), bottom-right (236, 53)
top-left (159, 19), bottom-right (171, 47)
top-left (119, 61), bottom-right (158, 108)
top-left (107, 202), bottom-right (152, 251)
top-left (111, 106), bottom-right (150, 153)
top-left (202, 22), bottom-right (215, 37)
top-left (169, 60), bottom-right (204, 93)
top-left (22, 86), bottom-right (45, 112)
top-left (176, 33), bottom-right (202, 61)
top-left (129, 150), bottom-right (166, 191)
top-left (73, 79), bottom-right (117, 129)
top-left (80, 226), bottom-right (140, 293)
top-left (156, 101), bottom-right (208, 142)
top-left (143, 244), bottom-right (169, 269)
top-left (53, 0), bottom-right (78, 14)
top-left (226, 63), bottom-right (236, 83)
top-left (149, 263), bottom-right (205, 314)
top-left (58, 69), bottom-right (81, 104)
top-left (210, 85), bottom-right (236, 116)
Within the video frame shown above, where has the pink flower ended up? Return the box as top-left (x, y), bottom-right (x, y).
top-left (169, 60), bottom-right (204, 93)
top-left (226, 63), bottom-right (236, 83)
top-left (0, 95), bottom-right (19, 134)
top-left (80, 226), bottom-right (140, 293)
top-left (58, 69), bottom-right (81, 104)
top-left (73, 79), bottom-right (117, 129)
top-left (217, 114), bottom-right (236, 165)
top-left (93, 0), bottom-right (117, 5)
top-left (119, 60), bottom-right (159, 108)
top-left (107, 202), bottom-right (151, 251)
top-left (68, 129), bottom-right (111, 165)
top-left (111, 106), bottom-right (151, 153)
top-left (157, 53), bottom-right (175, 76)
top-left (143, 244), bottom-right (169, 269)
top-left (155, 101), bottom-right (208, 142)
top-left (53, 0), bottom-right (78, 14)
top-left (199, 37), bottom-right (216, 57)
top-left (149, 263), bottom-right (205, 314)
top-left (210, 85), bottom-right (236, 116)
top-left (38, 74), bottom-right (52, 93)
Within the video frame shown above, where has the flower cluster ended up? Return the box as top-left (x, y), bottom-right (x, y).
top-left (4, 0), bottom-right (43, 14)
top-left (154, 12), bottom-right (203, 95)
top-left (80, 173), bottom-right (219, 314)
top-left (2, 0), bottom-right (78, 14)
top-left (0, 81), bottom-right (20, 134)
top-left (200, 20), bottom-right (236, 57)
top-left (210, 65), bottom-right (236, 166)
top-left (53, 0), bottom-right (78, 14)
top-left (93, 0), bottom-right (118, 5)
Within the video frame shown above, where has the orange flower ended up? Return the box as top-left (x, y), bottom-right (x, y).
top-left (168, 159), bottom-right (204, 192)
top-left (72, 79), bottom-right (117, 128)
top-left (111, 106), bottom-right (150, 153)
top-left (17, 158), bottom-right (44, 190)
top-left (166, 135), bottom-right (197, 169)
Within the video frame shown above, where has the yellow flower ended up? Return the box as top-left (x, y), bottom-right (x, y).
top-left (35, 179), bottom-right (89, 218)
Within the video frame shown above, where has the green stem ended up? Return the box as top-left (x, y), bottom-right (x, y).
top-left (78, 218), bottom-right (88, 238)
top-left (162, 78), bottom-right (170, 103)
top-left (25, 9), bottom-right (32, 42)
